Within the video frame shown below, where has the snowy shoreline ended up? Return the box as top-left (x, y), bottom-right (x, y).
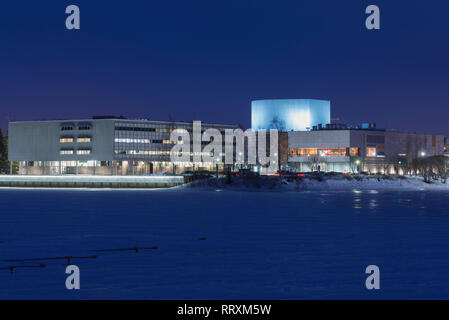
top-left (184, 175), bottom-right (449, 192)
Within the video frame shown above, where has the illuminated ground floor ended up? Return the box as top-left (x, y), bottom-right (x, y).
top-left (286, 157), bottom-right (406, 175)
top-left (17, 160), bottom-right (228, 176)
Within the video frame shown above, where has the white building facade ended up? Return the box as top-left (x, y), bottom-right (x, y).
top-left (287, 128), bottom-right (445, 174)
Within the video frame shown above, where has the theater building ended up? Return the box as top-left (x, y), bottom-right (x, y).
top-left (285, 124), bottom-right (445, 174)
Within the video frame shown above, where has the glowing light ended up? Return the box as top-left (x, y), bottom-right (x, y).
top-left (251, 99), bottom-right (330, 131)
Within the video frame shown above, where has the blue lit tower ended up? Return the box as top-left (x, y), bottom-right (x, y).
top-left (251, 99), bottom-right (331, 131)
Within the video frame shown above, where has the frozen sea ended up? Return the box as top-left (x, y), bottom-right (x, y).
top-left (1, 187), bottom-right (449, 299)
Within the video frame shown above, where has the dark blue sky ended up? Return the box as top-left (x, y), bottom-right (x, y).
top-left (1, 1), bottom-right (448, 135)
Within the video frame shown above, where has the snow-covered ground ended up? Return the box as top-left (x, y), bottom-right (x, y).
top-left (186, 175), bottom-right (449, 192)
top-left (1, 187), bottom-right (449, 299)
top-left (0, 174), bottom-right (183, 183)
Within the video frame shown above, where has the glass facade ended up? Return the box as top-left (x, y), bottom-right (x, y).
top-left (289, 147), bottom-right (348, 157)
top-left (366, 147), bottom-right (376, 157)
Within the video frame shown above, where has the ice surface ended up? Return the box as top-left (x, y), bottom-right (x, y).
top-left (1, 187), bottom-right (449, 299)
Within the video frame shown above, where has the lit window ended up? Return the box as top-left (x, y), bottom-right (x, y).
top-left (349, 147), bottom-right (359, 157)
top-left (60, 137), bottom-right (74, 143)
top-left (299, 148), bottom-right (318, 156)
top-left (319, 148), bottom-right (346, 157)
top-left (114, 150), bottom-right (171, 156)
top-left (114, 138), bottom-right (150, 144)
top-left (366, 147), bottom-right (376, 157)
top-left (77, 137), bottom-right (91, 143)
top-left (60, 149), bottom-right (74, 155)
top-left (77, 149), bottom-right (91, 155)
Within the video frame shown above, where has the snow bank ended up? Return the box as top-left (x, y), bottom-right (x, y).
top-left (184, 175), bottom-right (449, 192)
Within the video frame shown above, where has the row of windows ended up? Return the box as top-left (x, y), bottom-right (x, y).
top-left (115, 126), bottom-right (228, 134)
top-left (60, 137), bottom-right (92, 143)
top-left (115, 127), bottom-right (173, 133)
top-left (114, 138), bottom-right (182, 144)
top-left (289, 148), bottom-right (359, 157)
top-left (114, 150), bottom-right (217, 156)
top-left (60, 149), bottom-right (92, 155)
top-left (288, 147), bottom-right (388, 158)
top-left (114, 150), bottom-right (172, 156)
top-left (61, 123), bottom-right (92, 131)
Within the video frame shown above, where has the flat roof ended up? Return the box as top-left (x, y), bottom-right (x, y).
top-left (9, 118), bottom-right (240, 128)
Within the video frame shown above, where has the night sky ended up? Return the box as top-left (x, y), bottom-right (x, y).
top-left (1, 1), bottom-right (448, 135)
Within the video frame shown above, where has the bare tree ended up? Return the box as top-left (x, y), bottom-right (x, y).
top-left (269, 116), bottom-right (286, 132)
top-left (349, 156), bottom-right (360, 173)
top-left (309, 156), bottom-right (320, 172)
top-left (430, 156), bottom-right (447, 184)
top-left (417, 157), bottom-right (433, 183)
top-left (399, 159), bottom-right (410, 176)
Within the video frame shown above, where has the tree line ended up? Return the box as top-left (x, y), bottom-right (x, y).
top-left (0, 128), bottom-right (8, 173)
top-left (0, 128), bottom-right (18, 174)
top-left (350, 154), bottom-right (448, 184)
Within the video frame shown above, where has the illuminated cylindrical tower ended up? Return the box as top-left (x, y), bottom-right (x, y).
top-left (251, 99), bottom-right (331, 131)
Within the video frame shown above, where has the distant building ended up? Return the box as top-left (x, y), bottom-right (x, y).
top-left (251, 99), bottom-right (330, 131)
top-left (8, 118), bottom-right (239, 175)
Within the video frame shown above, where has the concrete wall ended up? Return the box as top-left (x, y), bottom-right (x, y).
top-left (8, 119), bottom-right (116, 161)
top-left (385, 132), bottom-right (444, 160)
top-left (288, 130), bottom-right (350, 148)
top-left (285, 129), bottom-right (445, 173)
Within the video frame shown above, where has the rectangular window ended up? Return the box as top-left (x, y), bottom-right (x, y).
top-left (60, 149), bottom-right (74, 155)
top-left (60, 137), bottom-right (74, 143)
top-left (76, 149), bottom-right (91, 155)
top-left (114, 138), bottom-right (150, 144)
top-left (349, 147), bottom-right (359, 157)
top-left (299, 148), bottom-right (317, 156)
top-left (114, 150), bottom-right (171, 156)
top-left (318, 148), bottom-right (347, 157)
top-left (367, 135), bottom-right (385, 144)
top-left (78, 122), bottom-right (92, 130)
top-left (162, 139), bottom-right (182, 144)
top-left (77, 137), bottom-right (91, 143)
top-left (115, 126), bottom-right (156, 132)
top-left (366, 147), bottom-right (376, 157)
